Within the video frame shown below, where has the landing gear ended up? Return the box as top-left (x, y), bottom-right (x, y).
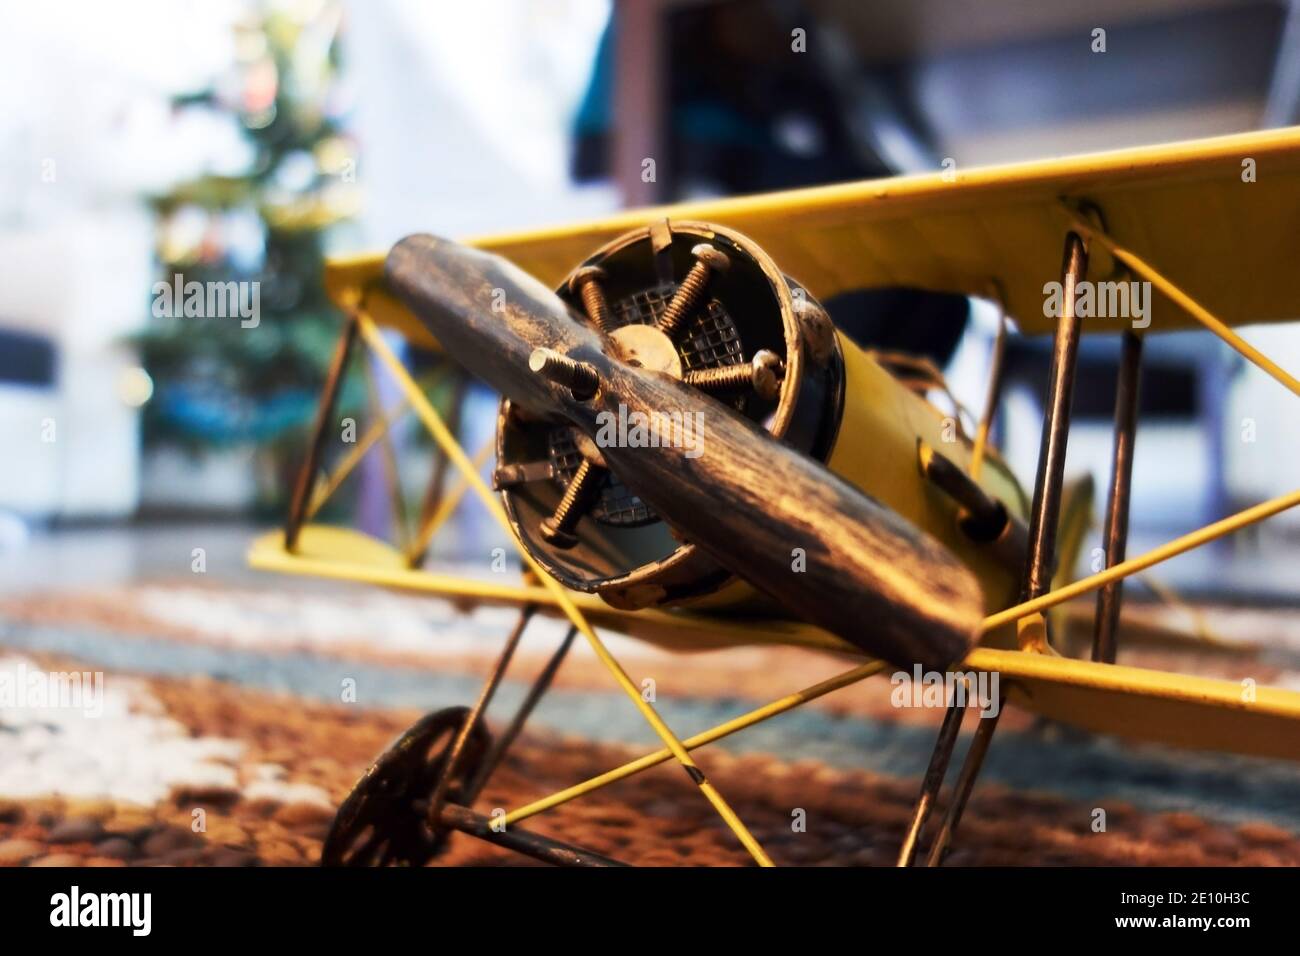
top-left (321, 706), bottom-right (489, 867)
top-left (899, 230), bottom-right (1091, 867)
top-left (321, 607), bottom-right (581, 866)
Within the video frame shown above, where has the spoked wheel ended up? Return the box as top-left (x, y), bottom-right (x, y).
top-left (320, 706), bottom-right (491, 867)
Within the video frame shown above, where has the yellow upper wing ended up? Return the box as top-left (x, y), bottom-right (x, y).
top-left (328, 127), bottom-right (1300, 340)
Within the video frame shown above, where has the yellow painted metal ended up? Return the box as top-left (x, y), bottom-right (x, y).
top-left (830, 332), bottom-right (1026, 617)
top-left (325, 127), bottom-right (1300, 338)
top-left (982, 487), bottom-right (1300, 634)
top-left (1135, 573), bottom-right (1222, 648)
top-left (965, 648), bottom-right (1300, 761)
top-left (354, 313), bottom-right (775, 866)
top-left (1043, 474), bottom-right (1095, 645)
top-left (361, 359), bottom-right (412, 550)
top-left (305, 398), bottom-right (410, 521)
top-left (266, 484), bottom-right (1300, 652)
top-left (324, 255), bottom-right (441, 351)
top-left (579, 330), bottom-right (1032, 620)
top-left (247, 524), bottom-right (858, 653)
top-left (248, 510), bottom-right (1300, 764)
top-left (406, 437), bottom-right (494, 564)
top-left (1063, 205), bottom-right (1300, 397)
top-left (969, 298), bottom-right (1008, 482)
top-left (498, 645), bottom-right (1299, 837)
top-left (262, 229), bottom-right (1300, 772)
top-left (503, 660), bottom-right (888, 826)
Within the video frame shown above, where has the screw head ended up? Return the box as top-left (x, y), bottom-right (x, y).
top-left (610, 323), bottom-right (682, 380)
top-left (528, 347), bottom-right (600, 400)
top-left (539, 515), bottom-right (579, 549)
top-left (567, 265), bottom-right (606, 295)
top-left (751, 349), bottom-right (785, 401)
top-left (690, 243), bottom-right (731, 273)
top-left (528, 347), bottom-right (557, 374)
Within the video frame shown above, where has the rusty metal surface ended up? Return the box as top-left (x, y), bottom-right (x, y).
top-left (1093, 331), bottom-right (1145, 664)
top-left (320, 706), bottom-right (490, 867)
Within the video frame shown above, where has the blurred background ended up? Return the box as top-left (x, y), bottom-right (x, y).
top-left (5, 0), bottom-right (1300, 872)
top-left (3, 0), bottom-right (1300, 597)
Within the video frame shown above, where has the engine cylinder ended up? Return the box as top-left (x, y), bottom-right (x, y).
top-left (494, 220), bottom-right (1025, 617)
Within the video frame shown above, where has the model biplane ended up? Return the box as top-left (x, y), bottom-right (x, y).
top-left (248, 126), bottom-right (1300, 867)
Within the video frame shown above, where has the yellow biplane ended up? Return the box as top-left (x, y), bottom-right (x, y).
top-left (250, 126), bottom-right (1300, 867)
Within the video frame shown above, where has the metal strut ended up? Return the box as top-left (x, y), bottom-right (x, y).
top-left (465, 625), bottom-right (578, 801)
top-left (903, 231), bottom-right (1089, 867)
top-left (430, 803), bottom-right (627, 867)
top-left (895, 690), bottom-right (966, 867)
top-left (358, 313), bottom-right (776, 867)
top-left (1092, 330), bottom-right (1144, 663)
top-left (425, 605), bottom-right (536, 826)
top-left (323, 604), bottom-right (586, 866)
top-left (285, 316), bottom-right (358, 551)
top-left (409, 372), bottom-right (469, 568)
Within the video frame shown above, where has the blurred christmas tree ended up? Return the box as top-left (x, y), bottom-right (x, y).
top-left (137, 2), bottom-right (360, 513)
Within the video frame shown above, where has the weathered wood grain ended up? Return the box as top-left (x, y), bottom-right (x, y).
top-left (386, 233), bottom-right (984, 669)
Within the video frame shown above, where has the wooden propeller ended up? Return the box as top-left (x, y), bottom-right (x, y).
top-left (386, 234), bottom-right (985, 670)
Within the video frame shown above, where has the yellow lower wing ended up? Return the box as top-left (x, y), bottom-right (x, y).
top-left (248, 525), bottom-right (843, 654)
top-left (967, 648), bottom-right (1299, 762)
top-left (250, 524), bottom-right (1300, 762)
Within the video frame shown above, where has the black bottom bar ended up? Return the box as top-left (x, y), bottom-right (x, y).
top-left (4, 865), bottom-right (1281, 941)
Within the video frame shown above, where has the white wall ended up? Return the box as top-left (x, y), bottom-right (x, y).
top-left (0, 2), bottom-right (274, 520)
top-left (0, 213), bottom-right (155, 519)
top-left (337, 0), bottom-right (616, 249)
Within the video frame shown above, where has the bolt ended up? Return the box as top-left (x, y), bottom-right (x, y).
top-left (657, 243), bottom-right (730, 340)
top-left (568, 265), bottom-right (617, 334)
top-left (529, 348), bottom-right (600, 400)
top-left (540, 459), bottom-right (600, 548)
top-left (683, 349), bottom-right (784, 401)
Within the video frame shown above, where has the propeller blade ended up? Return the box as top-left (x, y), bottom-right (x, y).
top-left (387, 234), bottom-right (985, 669)
top-left (386, 235), bottom-right (597, 419)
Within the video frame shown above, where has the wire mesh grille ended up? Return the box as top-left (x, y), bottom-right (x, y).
top-left (547, 285), bottom-right (746, 527)
top-left (613, 285), bottom-right (744, 370)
